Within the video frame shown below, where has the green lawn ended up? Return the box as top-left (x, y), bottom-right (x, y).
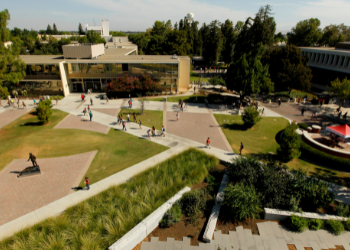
top-left (166, 95), bottom-right (207, 103)
top-left (215, 114), bottom-right (350, 187)
top-left (190, 71), bottom-right (209, 83)
top-left (118, 108), bottom-right (163, 130)
top-left (0, 149), bottom-right (218, 250)
top-left (0, 110), bottom-right (167, 186)
top-left (145, 97), bottom-right (164, 102)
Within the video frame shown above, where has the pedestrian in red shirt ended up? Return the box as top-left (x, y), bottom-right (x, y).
top-left (85, 177), bottom-right (90, 190)
top-left (206, 137), bottom-right (211, 149)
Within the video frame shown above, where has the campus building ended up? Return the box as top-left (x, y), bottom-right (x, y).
top-left (300, 42), bottom-right (350, 87)
top-left (19, 43), bottom-right (190, 96)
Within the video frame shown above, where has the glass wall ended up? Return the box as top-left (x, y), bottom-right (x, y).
top-left (18, 80), bottom-right (63, 95)
top-left (66, 63), bottom-right (179, 79)
top-left (25, 64), bottom-right (61, 80)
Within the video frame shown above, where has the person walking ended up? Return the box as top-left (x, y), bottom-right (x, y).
top-left (120, 114), bottom-right (123, 123)
top-left (56, 97), bottom-right (59, 106)
top-left (22, 101), bottom-right (26, 108)
top-left (194, 86), bottom-right (196, 93)
top-left (139, 120), bottom-right (142, 130)
top-left (127, 113), bottom-right (130, 122)
top-left (133, 112), bottom-right (137, 122)
top-left (85, 177), bottom-right (90, 190)
top-left (83, 107), bottom-right (87, 116)
top-left (161, 125), bottom-right (165, 137)
top-left (130, 98), bottom-right (133, 108)
top-left (301, 107), bottom-right (305, 116)
top-left (122, 120), bottom-right (127, 131)
top-left (239, 142), bottom-right (244, 155)
top-left (278, 98), bottom-right (281, 107)
top-left (152, 126), bottom-right (156, 137)
top-left (147, 129), bottom-right (151, 139)
top-left (176, 112), bottom-right (180, 121)
top-left (90, 97), bottom-right (93, 105)
top-left (89, 111), bottom-right (93, 122)
top-left (261, 108), bottom-right (265, 116)
top-left (88, 105), bottom-right (90, 112)
top-left (106, 96), bottom-right (109, 104)
top-left (206, 137), bottom-right (211, 149)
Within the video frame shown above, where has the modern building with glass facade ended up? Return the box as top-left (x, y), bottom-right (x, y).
top-left (19, 44), bottom-right (190, 96)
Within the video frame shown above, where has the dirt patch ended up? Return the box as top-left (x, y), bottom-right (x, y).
top-left (287, 245), bottom-right (297, 250)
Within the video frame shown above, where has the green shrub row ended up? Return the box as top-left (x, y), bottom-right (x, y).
top-left (288, 215), bottom-right (346, 235)
top-left (0, 149), bottom-right (218, 250)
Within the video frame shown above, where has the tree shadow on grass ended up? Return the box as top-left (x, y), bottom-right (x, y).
top-left (20, 121), bottom-right (44, 126)
top-left (220, 123), bottom-right (248, 131)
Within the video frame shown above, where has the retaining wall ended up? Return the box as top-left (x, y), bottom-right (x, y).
top-left (264, 208), bottom-right (348, 221)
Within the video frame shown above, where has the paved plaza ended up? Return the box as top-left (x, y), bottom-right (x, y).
top-left (0, 151), bottom-right (97, 226)
top-left (0, 107), bottom-right (34, 129)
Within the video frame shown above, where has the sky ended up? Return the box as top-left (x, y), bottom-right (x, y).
top-left (3, 0), bottom-right (350, 34)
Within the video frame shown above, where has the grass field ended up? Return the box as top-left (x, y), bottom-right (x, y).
top-left (166, 95), bottom-right (207, 103)
top-left (118, 108), bottom-right (163, 130)
top-left (0, 149), bottom-right (218, 250)
top-left (0, 110), bottom-right (167, 186)
top-left (190, 71), bottom-right (209, 83)
top-left (215, 114), bottom-right (350, 187)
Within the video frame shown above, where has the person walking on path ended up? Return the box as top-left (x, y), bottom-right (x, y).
top-left (147, 129), bottom-right (151, 139)
top-left (127, 113), bottom-right (130, 122)
top-left (184, 101), bottom-right (187, 109)
top-left (152, 126), bottom-right (156, 137)
top-left (22, 101), bottom-right (26, 108)
top-left (122, 121), bottom-right (127, 131)
top-left (301, 107), bottom-right (305, 116)
top-left (56, 98), bottom-right (59, 106)
top-left (90, 97), bottom-right (93, 105)
top-left (176, 112), bottom-right (180, 121)
top-left (194, 86), bottom-right (196, 93)
top-left (239, 142), bottom-right (244, 155)
top-left (261, 108), bottom-right (265, 116)
top-left (139, 120), bottom-right (142, 130)
top-left (89, 111), bottom-right (93, 121)
top-left (278, 98), bottom-right (281, 108)
top-left (130, 98), bottom-right (133, 108)
top-left (85, 177), bottom-right (90, 190)
top-left (133, 112), bottom-right (137, 122)
top-left (120, 114), bottom-right (123, 124)
top-left (83, 107), bottom-right (87, 116)
top-left (161, 125), bottom-right (165, 137)
top-left (128, 99), bottom-right (131, 109)
top-left (206, 137), bottom-right (211, 149)
top-left (88, 105), bottom-right (90, 112)
top-left (106, 96), bottom-right (109, 104)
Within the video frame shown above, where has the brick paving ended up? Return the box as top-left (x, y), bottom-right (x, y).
top-left (54, 114), bottom-right (110, 134)
top-left (166, 111), bottom-right (231, 151)
top-left (91, 108), bottom-right (120, 117)
top-left (0, 151), bottom-right (97, 226)
top-left (0, 107), bottom-right (33, 129)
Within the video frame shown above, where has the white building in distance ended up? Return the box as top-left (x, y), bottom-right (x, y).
top-left (84, 20), bottom-right (109, 36)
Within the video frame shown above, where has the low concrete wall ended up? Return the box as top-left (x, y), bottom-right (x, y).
top-left (264, 208), bottom-right (348, 221)
top-left (108, 186), bottom-right (191, 250)
top-left (202, 169), bottom-right (230, 243)
top-left (302, 132), bottom-right (350, 159)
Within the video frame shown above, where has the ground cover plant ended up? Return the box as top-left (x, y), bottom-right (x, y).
top-left (0, 110), bottom-right (167, 185)
top-left (0, 149), bottom-right (219, 250)
top-left (118, 108), bottom-right (163, 130)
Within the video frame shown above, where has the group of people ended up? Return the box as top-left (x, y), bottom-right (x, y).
top-left (177, 99), bottom-right (187, 111)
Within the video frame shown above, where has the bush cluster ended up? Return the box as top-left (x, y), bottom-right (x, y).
top-left (36, 99), bottom-right (53, 124)
top-left (241, 106), bottom-right (261, 128)
top-left (325, 220), bottom-right (345, 235)
top-left (309, 219), bottom-right (324, 230)
top-left (159, 203), bottom-right (182, 228)
top-left (289, 215), bottom-right (309, 232)
top-left (180, 189), bottom-right (208, 223)
top-left (226, 157), bottom-right (335, 215)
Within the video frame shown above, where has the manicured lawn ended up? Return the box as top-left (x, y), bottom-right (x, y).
top-left (0, 110), bottom-right (167, 186)
top-left (190, 71), bottom-right (209, 83)
top-left (215, 114), bottom-right (350, 187)
top-left (0, 149), bottom-right (218, 250)
top-left (118, 108), bottom-right (163, 130)
top-left (214, 114), bottom-right (289, 155)
top-left (145, 97), bottom-right (164, 102)
top-left (166, 95), bottom-right (207, 103)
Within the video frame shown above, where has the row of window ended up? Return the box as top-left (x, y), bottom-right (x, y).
top-left (303, 52), bottom-right (350, 68)
top-left (24, 65), bottom-right (61, 79)
top-left (66, 63), bottom-right (179, 79)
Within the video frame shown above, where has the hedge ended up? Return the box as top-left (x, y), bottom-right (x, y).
top-left (300, 141), bottom-right (350, 172)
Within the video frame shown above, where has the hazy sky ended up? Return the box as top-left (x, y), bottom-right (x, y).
top-left (3, 0), bottom-right (350, 33)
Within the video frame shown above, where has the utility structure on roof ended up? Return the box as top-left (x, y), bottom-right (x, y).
top-left (84, 20), bottom-right (109, 36)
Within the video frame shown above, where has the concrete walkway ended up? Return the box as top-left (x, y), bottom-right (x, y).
top-left (141, 222), bottom-right (350, 250)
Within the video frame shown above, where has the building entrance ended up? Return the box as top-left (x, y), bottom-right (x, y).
top-left (72, 83), bottom-right (83, 92)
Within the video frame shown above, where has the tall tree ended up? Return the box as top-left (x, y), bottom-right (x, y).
top-left (202, 20), bottom-right (223, 65)
top-left (234, 21), bottom-right (244, 34)
top-left (46, 24), bottom-right (52, 35)
top-left (0, 9), bottom-right (26, 93)
top-left (221, 19), bottom-right (236, 64)
top-left (262, 45), bottom-right (312, 94)
top-left (226, 43), bottom-right (273, 100)
top-left (151, 21), bottom-right (166, 36)
top-left (78, 23), bottom-right (85, 35)
top-left (86, 30), bottom-right (106, 44)
top-left (287, 18), bottom-right (322, 46)
top-left (320, 24), bottom-right (344, 47)
top-left (53, 23), bottom-right (58, 35)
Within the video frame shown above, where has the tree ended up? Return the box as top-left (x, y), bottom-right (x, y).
top-left (208, 76), bottom-right (226, 86)
top-left (0, 9), bottom-right (26, 91)
top-left (274, 32), bottom-right (286, 43)
top-left (287, 18), bottom-right (322, 46)
top-left (328, 77), bottom-right (350, 107)
top-left (137, 94), bottom-right (148, 115)
top-left (277, 122), bottom-right (301, 162)
top-left (234, 21), bottom-right (244, 33)
top-left (78, 23), bottom-right (85, 35)
top-left (36, 99), bottom-right (53, 124)
top-left (86, 30), bottom-right (105, 44)
top-left (221, 19), bottom-right (236, 64)
top-left (226, 43), bottom-right (273, 100)
top-left (202, 20), bottom-right (222, 65)
top-left (53, 23), bottom-right (58, 35)
top-left (262, 45), bottom-right (312, 94)
top-left (320, 25), bottom-right (344, 47)
top-left (46, 24), bottom-right (52, 35)
top-left (151, 21), bottom-right (167, 36)
top-left (242, 106), bottom-right (261, 128)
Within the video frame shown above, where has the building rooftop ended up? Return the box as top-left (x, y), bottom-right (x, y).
top-left (20, 47), bottom-right (188, 64)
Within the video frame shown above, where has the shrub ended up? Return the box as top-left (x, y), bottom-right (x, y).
top-left (12, 90), bottom-right (18, 97)
top-left (180, 189), bottom-right (207, 222)
top-left (208, 76), bottom-right (226, 86)
top-left (36, 99), bottom-right (53, 124)
top-left (309, 219), bottom-right (324, 230)
top-left (159, 203), bottom-right (182, 228)
top-left (0, 85), bottom-right (9, 99)
top-left (337, 203), bottom-right (349, 217)
top-left (277, 123), bottom-right (301, 162)
top-left (343, 219), bottom-right (350, 231)
top-left (325, 220), bottom-right (344, 235)
top-left (223, 182), bottom-right (261, 220)
top-left (289, 215), bottom-right (309, 232)
top-left (297, 123), bottom-right (309, 130)
top-left (241, 106), bottom-right (261, 128)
